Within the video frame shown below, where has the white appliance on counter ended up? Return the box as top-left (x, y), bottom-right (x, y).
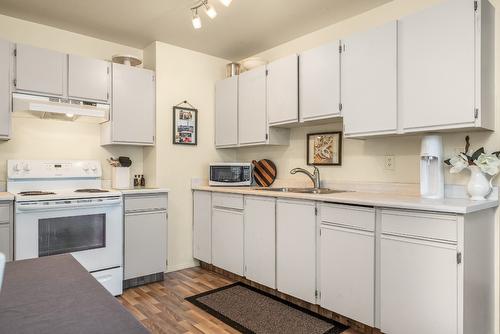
top-left (7, 160), bottom-right (123, 296)
top-left (209, 162), bottom-right (253, 186)
top-left (420, 135), bottom-right (444, 199)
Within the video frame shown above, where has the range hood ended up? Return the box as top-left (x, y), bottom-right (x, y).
top-left (13, 93), bottom-right (109, 122)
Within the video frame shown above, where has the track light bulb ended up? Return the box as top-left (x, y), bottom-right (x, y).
top-left (205, 3), bottom-right (217, 19)
top-left (219, 0), bottom-right (232, 7)
top-left (192, 11), bottom-right (202, 29)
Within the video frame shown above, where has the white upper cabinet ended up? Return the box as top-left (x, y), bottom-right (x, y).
top-left (342, 21), bottom-right (398, 137)
top-left (215, 76), bottom-right (238, 147)
top-left (0, 39), bottom-right (11, 140)
top-left (238, 66), bottom-right (268, 145)
top-left (102, 63), bottom-right (155, 146)
top-left (267, 54), bottom-right (299, 126)
top-left (68, 54), bottom-right (110, 102)
top-left (14, 44), bottom-right (66, 97)
top-left (299, 41), bottom-right (341, 122)
top-left (399, 0), bottom-right (494, 133)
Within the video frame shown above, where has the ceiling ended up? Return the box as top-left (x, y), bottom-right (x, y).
top-left (0, 0), bottom-right (392, 60)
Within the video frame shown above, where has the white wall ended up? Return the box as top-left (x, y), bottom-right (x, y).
top-left (0, 14), bottom-right (145, 185)
top-left (143, 41), bottom-right (236, 271)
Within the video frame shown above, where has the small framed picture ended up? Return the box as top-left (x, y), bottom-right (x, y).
top-left (307, 132), bottom-right (342, 166)
top-left (173, 106), bottom-right (198, 145)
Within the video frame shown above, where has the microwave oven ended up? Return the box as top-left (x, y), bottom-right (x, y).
top-left (209, 163), bottom-right (253, 186)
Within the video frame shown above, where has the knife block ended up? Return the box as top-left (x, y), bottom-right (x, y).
top-left (112, 167), bottom-right (130, 189)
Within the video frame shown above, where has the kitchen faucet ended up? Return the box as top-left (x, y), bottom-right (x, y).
top-left (290, 166), bottom-right (321, 189)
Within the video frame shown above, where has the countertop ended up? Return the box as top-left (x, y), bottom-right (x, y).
top-left (192, 185), bottom-right (498, 214)
top-left (0, 192), bottom-right (14, 201)
top-left (0, 254), bottom-right (148, 334)
top-left (116, 188), bottom-right (170, 195)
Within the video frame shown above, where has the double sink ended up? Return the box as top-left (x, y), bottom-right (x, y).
top-left (256, 187), bottom-right (348, 195)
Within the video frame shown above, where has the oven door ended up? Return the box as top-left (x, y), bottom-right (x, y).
top-left (14, 197), bottom-right (123, 272)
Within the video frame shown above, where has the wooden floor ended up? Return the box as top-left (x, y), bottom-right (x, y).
top-left (118, 267), bottom-right (361, 334)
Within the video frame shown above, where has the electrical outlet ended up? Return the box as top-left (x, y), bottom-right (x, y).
top-left (385, 155), bottom-right (395, 170)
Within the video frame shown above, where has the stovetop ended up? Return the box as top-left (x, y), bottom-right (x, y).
top-left (14, 189), bottom-right (122, 202)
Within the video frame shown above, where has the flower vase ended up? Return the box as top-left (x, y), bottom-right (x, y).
top-left (467, 166), bottom-right (492, 200)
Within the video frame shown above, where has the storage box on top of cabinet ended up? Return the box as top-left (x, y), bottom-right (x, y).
top-left (398, 0), bottom-right (494, 133)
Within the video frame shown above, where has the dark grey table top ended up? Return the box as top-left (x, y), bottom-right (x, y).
top-left (0, 254), bottom-right (149, 334)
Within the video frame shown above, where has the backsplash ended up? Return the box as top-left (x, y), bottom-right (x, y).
top-left (235, 122), bottom-right (500, 187)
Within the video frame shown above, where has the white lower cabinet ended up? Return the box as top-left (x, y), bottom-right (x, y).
top-left (124, 194), bottom-right (168, 283)
top-left (212, 207), bottom-right (244, 275)
top-left (319, 204), bottom-right (375, 326)
top-left (193, 191), bottom-right (212, 263)
top-left (125, 212), bottom-right (168, 280)
top-left (193, 191), bottom-right (495, 333)
top-left (0, 202), bottom-right (12, 261)
top-left (380, 234), bottom-right (457, 334)
top-left (320, 225), bottom-right (375, 326)
top-left (276, 199), bottom-right (317, 304)
top-left (244, 196), bottom-right (276, 289)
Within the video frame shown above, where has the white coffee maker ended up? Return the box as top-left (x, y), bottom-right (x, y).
top-left (420, 135), bottom-right (445, 199)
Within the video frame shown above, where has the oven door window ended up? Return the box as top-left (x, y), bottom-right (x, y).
top-left (38, 214), bottom-right (106, 257)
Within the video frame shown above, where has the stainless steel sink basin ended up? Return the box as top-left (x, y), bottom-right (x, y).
top-left (256, 187), bottom-right (348, 195)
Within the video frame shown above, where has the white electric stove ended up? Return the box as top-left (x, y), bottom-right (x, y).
top-left (7, 160), bottom-right (124, 296)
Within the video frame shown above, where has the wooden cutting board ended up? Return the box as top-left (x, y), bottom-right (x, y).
top-left (252, 159), bottom-right (277, 187)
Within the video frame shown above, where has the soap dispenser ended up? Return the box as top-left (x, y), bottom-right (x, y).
top-left (420, 135), bottom-right (445, 199)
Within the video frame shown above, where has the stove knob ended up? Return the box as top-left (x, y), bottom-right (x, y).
top-left (83, 164), bottom-right (90, 172)
top-left (23, 163), bottom-right (31, 172)
top-left (91, 165), bottom-right (98, 172)
top-left (13, 163), bottom-right (22, 172)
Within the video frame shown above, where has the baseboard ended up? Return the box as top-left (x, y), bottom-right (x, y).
top-left (166, 260), bottom-right (199, 273)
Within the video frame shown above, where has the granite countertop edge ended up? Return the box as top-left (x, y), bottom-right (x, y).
top-left (192, 185), bottom-right (498, 214)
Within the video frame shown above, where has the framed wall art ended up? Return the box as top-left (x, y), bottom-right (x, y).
top-left (306, 131), bottom-right (342, 166)
top-left (173, 105), bottom-right (198, 145)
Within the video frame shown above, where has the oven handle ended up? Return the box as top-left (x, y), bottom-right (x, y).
top-left (16, 197), bottom-right (122, 211)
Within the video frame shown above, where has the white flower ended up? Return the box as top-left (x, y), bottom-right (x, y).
top-left (474, 153), bottom-right (500, 176)
top-left (448, 154), bottom-right (469, 174)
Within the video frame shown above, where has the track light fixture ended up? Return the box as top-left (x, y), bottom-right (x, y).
top-left (192, 8), bottom-right (202, 29)
top-left (190, 0), bottom-right (232, 29)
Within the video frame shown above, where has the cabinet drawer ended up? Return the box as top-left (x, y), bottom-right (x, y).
top-left (381, 210), bottom-right (457, 242)
top-left (321, 203), bottom-right (375, 231)
top-left (125, 194), bottom-right (167, 213)
top-left (0, 204), bottom-right (9, 223)
top-left (212, 193), bottom-right (244, 210)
